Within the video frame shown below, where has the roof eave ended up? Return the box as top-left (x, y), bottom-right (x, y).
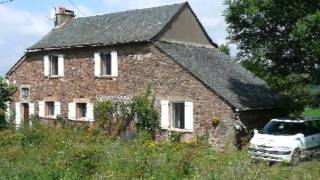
top-left (26, 39), bottom-right (151, 52)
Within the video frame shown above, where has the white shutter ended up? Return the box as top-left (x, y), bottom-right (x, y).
top-left (94, 52), bottom-right (101, 77)
top-left (161, 100), bottom-right (169, 129)
top-left (44, 55), bottom-right (50, 76)
top-left (39, 101), bottom-right (45, 117)
top-left (54, 102), bottom-right (61, 118)
top-left (15, 102), bottom-right (21, 126)
top-left (111, 50), bottom-right (118, 77)
top-left (68, 103), bottom-right (76, 120)
top-left (86, 103), bottom-right (94, 122)
top-left (58, 55), bottom-right (64, 76)
top-left (29, 103), bottom-right (35, 116)
top-left (184, 102), bottom-right (194, 131)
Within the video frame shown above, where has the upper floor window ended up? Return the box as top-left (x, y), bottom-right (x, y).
top-left (44, 55), bottom-right (64, 77)
top-left (101, 53), bottom-right (112, 76)
top-left (94, 51), bottom-right (118, 77)
top-left (50, 55), bottom-right (59, 76)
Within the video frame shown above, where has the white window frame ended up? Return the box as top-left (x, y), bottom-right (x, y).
top-left (94, 51), bottom-right (118, 78)
top-left (39, 101), bottom-right (61, 119)
top-left (44, 54), bottom-right (64, 77)
top-left (68, 100), bottom-right (94, 122)
top-left (161, 100), bottom-right (193, 132)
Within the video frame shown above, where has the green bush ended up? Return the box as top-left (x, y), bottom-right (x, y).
top-left (0, 111), bottom-right (6, 129)
top-left (132, 94), bottom-right (159, 137)
top-left (94, 100), bottom-right (133, 136)
top-left (94, 90), bottom-right (159, 137)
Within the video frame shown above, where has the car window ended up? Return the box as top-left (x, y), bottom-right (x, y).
top-left (304, 121), bottom-right (320, 135)
top-left (260, 121), bottom-right (308, 135)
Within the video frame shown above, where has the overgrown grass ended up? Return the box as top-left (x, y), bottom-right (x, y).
top-left (0, 124), bottom-right (319, 179)
top-left (303, 108), bottom-right (320, 117)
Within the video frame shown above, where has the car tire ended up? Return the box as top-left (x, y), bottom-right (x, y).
top-left (291, 149), bottom-right (301, 166)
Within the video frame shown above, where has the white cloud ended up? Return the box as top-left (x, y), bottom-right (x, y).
top-left (0, 5), bottom-right (51, 75)
top-left (0, 5), bottom-right (51, 36)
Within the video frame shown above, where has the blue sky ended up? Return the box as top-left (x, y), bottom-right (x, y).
top-left (0, 0), bottom-right (234, 76)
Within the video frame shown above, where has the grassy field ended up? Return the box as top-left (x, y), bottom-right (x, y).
top-left (303, 108), bottom-right (320, 117)
top-left (0, 124), bottom-right (319, 180)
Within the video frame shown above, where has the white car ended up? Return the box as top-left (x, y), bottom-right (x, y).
top-left (249, 117), bottom-right (320, 165)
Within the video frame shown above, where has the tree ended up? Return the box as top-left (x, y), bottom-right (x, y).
top-left (219, 43), bottom-right (231, 56)
top-left (224, 0), bottom-right (320, 113)
top-left (0, 77), bottom-right (14, 127)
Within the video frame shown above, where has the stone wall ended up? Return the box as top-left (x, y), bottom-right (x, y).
top-left (8, 42), bottom-right (235, 150)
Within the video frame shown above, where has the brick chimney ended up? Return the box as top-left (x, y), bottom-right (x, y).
top-left (54, 6), bottom-right (75, 27)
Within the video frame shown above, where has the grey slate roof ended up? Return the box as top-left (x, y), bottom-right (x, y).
top-left (155, 41), bottom-right (283, 110)
top-left (28, 3), bottom-right (185, 50)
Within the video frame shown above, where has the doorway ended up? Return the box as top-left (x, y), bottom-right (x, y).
top-left (21, 103), bottom-right (29, 125)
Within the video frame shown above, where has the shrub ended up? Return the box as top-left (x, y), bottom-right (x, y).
top-left (94, 90), bottom-right (159, 137)
top-left (94, 100), bottom-right (133, 136)
top-left (0, 111), bottom-right (6, 129)
top-left (131, 92), bottom-right (159, 137)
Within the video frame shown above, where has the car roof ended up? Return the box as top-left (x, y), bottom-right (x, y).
top-left (271, 117), bottom-right (320, 123)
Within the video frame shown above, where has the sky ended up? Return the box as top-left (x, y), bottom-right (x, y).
top-left (0, 0), bottom-right (235, 76)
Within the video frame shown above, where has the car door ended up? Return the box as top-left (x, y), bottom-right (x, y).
top-left (303, 121), bottom-right (319, 150)
top-left (312, 121), bottom-right (320, 148)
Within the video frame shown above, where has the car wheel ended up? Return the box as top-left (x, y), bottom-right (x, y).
top-left (291, 149), bottom-right (301, 166)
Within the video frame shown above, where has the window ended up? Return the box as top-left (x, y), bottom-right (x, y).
top-left (94, 51), bottom-right (118, 77)
top-left (46, 102), bottom-right (55, 117)
top-left (101, 53), bottom-right (112, 76)
top-left (20, 87), bottom-right (30, 100)
top-left (160, 101), bottom-right (193, 131)
top-left (77, 103), bottom-right (87, 119)
top-left (50, 55), bottom-right (59, 76)
top-left (44, 55), bottom-right (64, 77)
top-left (172, 103), bottom-right (185, 129)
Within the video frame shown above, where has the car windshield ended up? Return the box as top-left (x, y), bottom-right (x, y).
top-left (260, 121), bottom-right (307, 135)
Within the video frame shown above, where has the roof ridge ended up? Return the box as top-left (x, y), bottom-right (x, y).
top-left (75, 2), bottom-right (187, 19)
top-left (157, 40), bottom-right (216, 49)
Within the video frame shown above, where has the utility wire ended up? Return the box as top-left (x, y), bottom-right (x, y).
top-left (65, 0), bottom-right (102, 37)
top-left (0, 0), bottom-right (13, 5)
top-left (66, 0), bottom-right (85, 16)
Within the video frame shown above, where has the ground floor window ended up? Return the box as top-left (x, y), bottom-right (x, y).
top-left (172, 102), bottom-right (185, 129)
top-left (68, 101), bottom-right (94, 121)
top-left (46, 102), bottom-right (55, 117)
top-left (161, 100), bottom-right (193, 131)
top-left (39, 101), bottom-right (60, 119)
top-left (77, 103), bottom-right (87, 119)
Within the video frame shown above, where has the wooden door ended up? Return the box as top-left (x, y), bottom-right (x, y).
top-left (22, 103), bottom-right (29, 124)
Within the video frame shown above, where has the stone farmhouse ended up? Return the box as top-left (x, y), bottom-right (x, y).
top-left (6, 2), bottom-right (284, 149)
